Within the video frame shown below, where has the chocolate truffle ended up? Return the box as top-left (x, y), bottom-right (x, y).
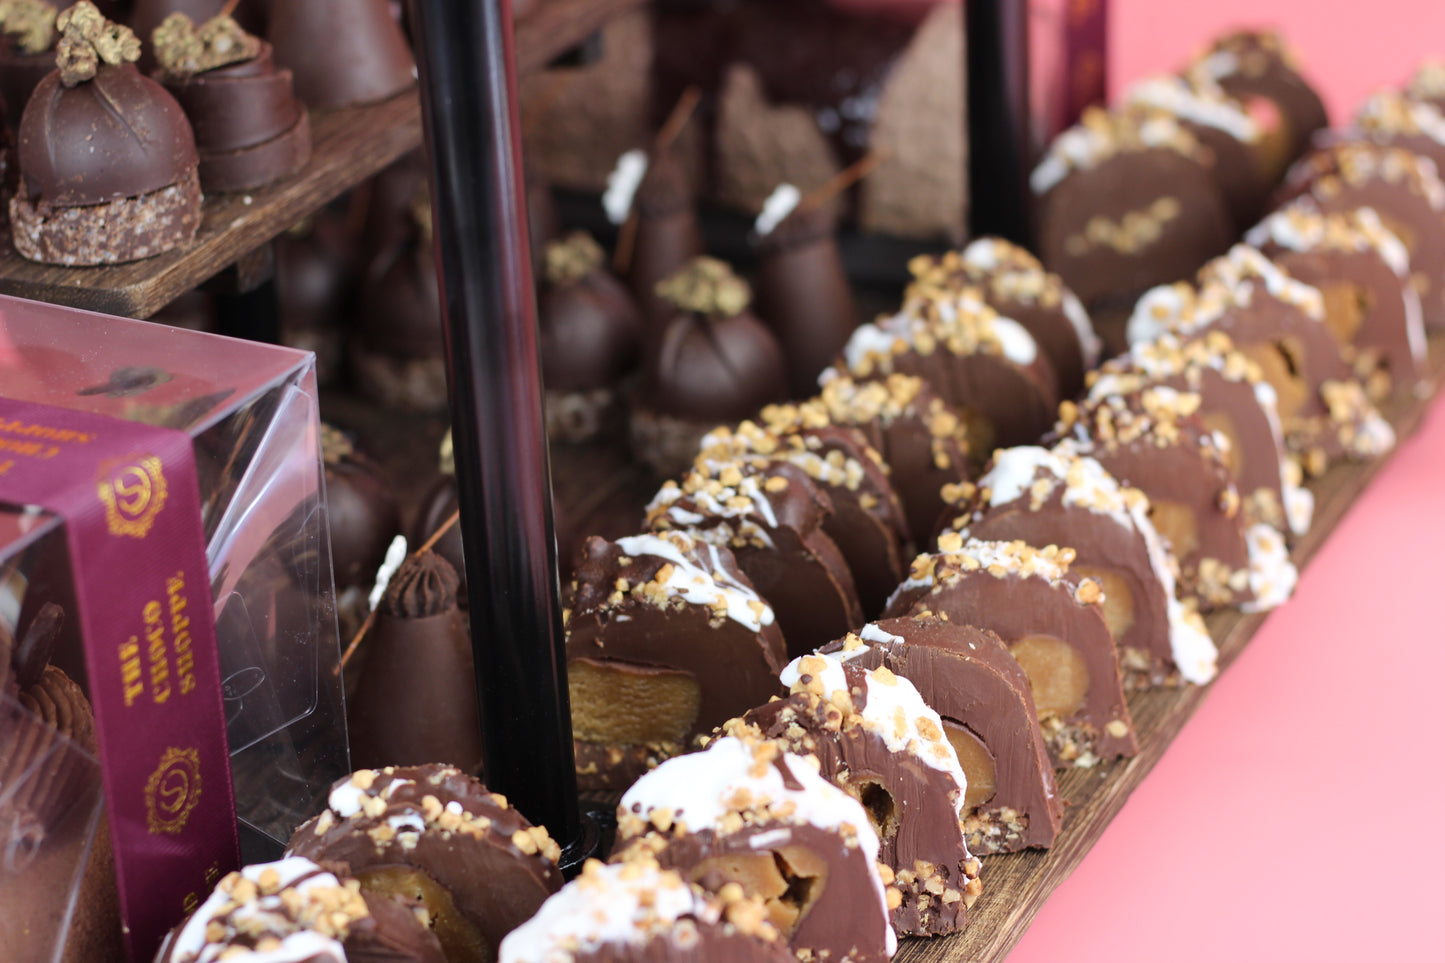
top-left (0, 0), bottom-right (58, 135)
top-left (152, 12), bottom-right (311, 192)
top-left (563, 532), bottom-right (787, 791)
top-left (646, 456), bottom-right (863, 659)
top-left (698, 418), bottom-right (910, 618)
top-left (907, 237), bottom-right (1102, 399)
top-left (1248, 199), bottom-right (1429, 399)
top-left (817, 617), bottom-right (1062, 855)
top-left (1052, 387), bottom-right (1298, 612)
top-left (322, 425), bottom-right (402, 595)
top-left (287, 765), bottom-right (564, 963)
top-left (630, 257), bottom-right (788, 479)
top-left (499, 855), bottom-right (795, 963)
top-left (1031, 106), bottom-right (1235, 311)
top-left (346, 550), bottom-right (483, 774)
top-left (830, 287), bottom-right (1057, 468)
top-left (268, 0), bottom-right (414, 110)
top-left (943, 446), bottom-right (1219, 688)
top-left (792, 373), bottom-right (972, 546)
top-left (750, 187), bottom-right (859, 399)
top-left (154, 857), bottom-right (447, 963)
top-left (1089, 331), bottom-right (1314, 541)
top-left (614, 737), bottom-right (897, 963)
top-left (11, 2), bottom-right (201, 265)
top-left (883, 536), bottom-right (1138, 769)
top-left (721, 653), bottom-right (982, 936)
top-left (627, 146), bottom-right (705, 334)
top-left (1353, 90), bottom-right (1445, 184)
top-left (539, 231), bottom-right (644, 443)
top-left (1190, 29), bottom-right (1328, 165)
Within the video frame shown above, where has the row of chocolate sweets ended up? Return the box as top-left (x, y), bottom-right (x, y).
top-left (0, 0), bottom-right (414, 265)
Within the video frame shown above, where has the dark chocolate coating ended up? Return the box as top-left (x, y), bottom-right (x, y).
top-left (638, 306), bottom-right (787, 425)
top-left (324, 447), bottom-right (402, 591)
top-left (0, 48), bottom-right (53, 135)
top-left (18, 62), bottom-right (198, 206)
top-left (883, 556), bottom-right (1137, 768)
top-left (1200, 31), bottom-right (1328, 164)
top-left (358, 236), bottom-right (442, 360)
top-left (162, 44), bottom-right (302, 151)
top-left (630, 151), bottom-right (704, 332)
top-left (539, 268), bottom-right (644, 393)
top-left (268, 0), bottom-right (415, 110)
top-left (819, 616), bottom-right (1061, 854)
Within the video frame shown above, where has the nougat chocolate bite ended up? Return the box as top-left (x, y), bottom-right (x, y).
top-left (500, 856), bottom-right (795, 963)
top-left (1249, 199), bottom-right (1428, 397)
top-left (832, 287), bottom-right (1057, 466)
top-left (287, 765), bottom-right (564, 963)
top-left (907, 237), bottom-right (1102, 399)
top-left (1087, 331), bottom-right (1314, 540)
top-left (882, 536), bottom-right (1137, 769)
top-left (943, 446), bottom-right (1218, 688)
top-left (11, 3), bottom-right (202, 265)
top-left (1190, 29), bottom-right (1328, 164)
top-left (614, 737), bottom-right (896, 963)
top-left (629, 146), bottom-right (705, 333)
top-left (346, 551), bottom-right (482, 773)
top-left (631, 258), bottom-right (788, 478)
top-left (155, 857), bottom-right (446, 963)
top-left (268, 0), bottom-right (415, 110)
top-left (1031, 107), bottom-right (1234, 311)
top-left (817, 617), bottom-right (1061, 855)
top-left (721, 653), bottom-right (981, 936)
top-left (1053, 387), bottom-right (1298, 612)
top-left (563, 532), bottom-right (787, 791)
top-left (699, 418), bottom-right (909, 618)
top-left (797, 374), bottom-right (972, 546)
top-left (539, 231), bottom-right (644, 443)
top-left (646, 457), bottom-right (862, 659)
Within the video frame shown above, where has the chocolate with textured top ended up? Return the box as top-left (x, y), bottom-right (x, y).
top-left (288, 765), bottom-right (564, 963)
top-left (818, 616), bottom-right (1061, 855)
top-left (268, 0), bottom-right (414, 110)
top-left (0, 665), bottom-right (96, 847)
top-left (322, 426), bottom-right (402, 593)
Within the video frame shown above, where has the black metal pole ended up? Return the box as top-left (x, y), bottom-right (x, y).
top-left (967, 0), bottom-right (1033, 246)
top-left (407, 0), bottom-right (583, 852)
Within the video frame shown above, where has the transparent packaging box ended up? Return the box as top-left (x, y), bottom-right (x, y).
top-left (1, 294), bottom-right (348, 959)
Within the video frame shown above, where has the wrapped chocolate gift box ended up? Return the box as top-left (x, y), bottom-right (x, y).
top-left (0, 295), bottom-right (346, 961)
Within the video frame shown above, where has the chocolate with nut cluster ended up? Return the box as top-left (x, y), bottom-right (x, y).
top-left (1353, 90), bottom-right (1445, 189)
top-left (817, 617), bottom-right (1062, 856)
top-left (1188, 28), bottom-right (1328, 165)
top-left (11, 2), bottom-right (202, 265)
top-left (287, 765), bottom-right (564, 963)
top-left (563, 531), bottom-right (787, 791)
top-left (720, 652), bottom-right (982, 936)
top-left (268, 0), bottom-right (414, 110)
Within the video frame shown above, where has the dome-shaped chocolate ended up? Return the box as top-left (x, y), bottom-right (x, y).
top-left (539, 231), bottom-right (643, 392)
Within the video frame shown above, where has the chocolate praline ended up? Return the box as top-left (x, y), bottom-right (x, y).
top-left (268, 0), bottom-right (415, 110)
top-left (322, 426), bottom-right (401, 593)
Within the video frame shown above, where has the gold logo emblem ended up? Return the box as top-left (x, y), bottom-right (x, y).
top-left (97, 455), bottom-right (168, 538)
top-left (145, 747), bottom-right (202, 835)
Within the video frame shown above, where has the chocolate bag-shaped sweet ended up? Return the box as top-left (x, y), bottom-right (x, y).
top-left (563, 532), bottom-right (787, 791)
top-left (882, 536), bottom-right (1138, 769)
top-left (629, 147), bottom-right (705, 335)
top-left (817, 617), bottom-right (1062, 855)
top-left (721, 653), bottom-right (981, 936)
top-left (614, 737), bottom-right (896, 963)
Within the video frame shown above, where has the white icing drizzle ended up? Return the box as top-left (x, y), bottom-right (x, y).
top-left (367, 534), bottom-right (409, 610)
top-left (1125, 74), bottom-right (1260, 143)
top-left (1202, 245), bottom-right (1326, 321)
top-left (897, 536), bottom-right (1071, 594)
top-left (168, 858), bottom-right (349, 963)
top-left (841, 320), bottom-right (907, 374)
top-left (1126, 283), bottom-right (1198, 345)
top-left (991, 316), bottom-right (1040, 366)
top-left (1061, 290), bottom-right (1104, 367)
top-left (613, 533), bottom-right (776, 631)
top-left (603, 149), bottom-right (648, 225)
top-left (1240, 523), bottom-right (1299, 613)
top-left (859, 622), bottom-right (905, 647)
top-left (648, 473), bottom-right (781, 550)
top-left (754, 183), bottom-right (802, 236)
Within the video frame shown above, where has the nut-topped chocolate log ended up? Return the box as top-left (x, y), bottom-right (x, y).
top-left (287, 765), bottom-right (564, 963)
top-left (795, 374), bottom-right (972, 547)
top-left (817, 617), bottom-right (1062, 855)
top-left (907, 237), bottom-right (1102, 400)
top-left (613, 736), bottom-right (896, 963)
top-left (563, 532), bottom-right (787, 791)
top-left (154, 856), bottom-right (447, 963)
top-left (646, 456), bottom-right (862, 658)
top-left (942, 446), bottom-right (1218, 688)
top-left (720, 652), bottom-right (982, 936)
top-left (1248, 199), bottom-right (1429, 397)
top-left (831, 287), bottom-right (1057, 468)
top-left (1188, 29), bottom-right (1328, 165)
top-left (698, 417), bottom-right (909, 618)
top-left (151, 11), bottom-right (312, 192)
top-left (499, 855), bottom-right (795, 963)
top-left (882, 536), bottom-right (1138, 769)
top-left (1086, 331), bottom-right (1314, 540)
top-left (1353, 90), bottom-right (1445, 187)
top-left (1052, 386), bottom-right (1298, 612)
top-left (11, 2), bottom-right (202, 264)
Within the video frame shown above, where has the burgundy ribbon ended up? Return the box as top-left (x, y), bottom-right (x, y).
top-left (0, 398), bottom-right (238, 961)
top-left (1063, 0), bottom-right (1109, 128)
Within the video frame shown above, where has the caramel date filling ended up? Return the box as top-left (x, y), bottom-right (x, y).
top-left (691, 845), bottom-right (828, 935)
top-left (1240, 340), bottom-right (1308, 423)
top-left (1072, 565), bottom-right (1136, 643)
top-left (1148, 499), bottom-right (1200, 561)
top-left (942, 721), bottom-right (997, 811)
top-left (357, 865), bottom-right (489, 963)
top-left (1198, 410), bottom-right (1245, 479)
top-left (850, 777), bottom-right (900, 840)
top-left (1317, 280), bottom-right (1370, 348)
top-left (568, 658), bottom-right (701, 746)
top-left (1009, 635), bottom-right (1090, 718)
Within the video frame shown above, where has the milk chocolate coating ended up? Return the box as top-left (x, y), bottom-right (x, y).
top-left (729, 663), bottom-right (978, 936)
top-left (637, 303), bottom-right (787, 426)
top-left (630, 149), bottom-right (704, 333)
top-left (1198, 31), bottom-right (1328, 164)
top-left (539, 262), bottom-right (644, 394)
top-left (819, 617), bottom-right (1061, 854)
top-left (324, 435), bottom-right (402, 592)
top-left (347, 553), bottom-right (483, 773)
top-left (268, 0), bottom-right (415, 110)
top-left (18, 61), bottom-right (196, 205)
top-left (288, 765), bottom-right (563, 963)
top-left (883, 557), bottom-right (1137, 768)
top-left (752, 204), bottom-right (859, 399)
